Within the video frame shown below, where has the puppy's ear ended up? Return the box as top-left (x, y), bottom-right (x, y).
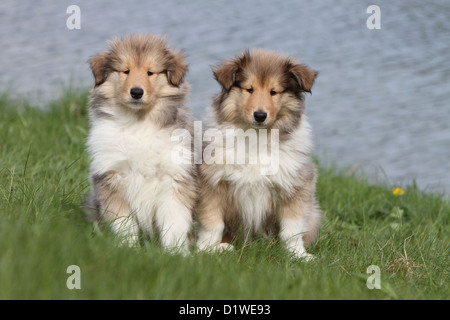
top-left (166, 50), bottom-right (188, 87)
top-left (289, 64), bottom-right (318, 93)
top-left (213, 51), bottom-right (250, 91)
top-left (89, 52), bottom-right (110, 87)
top-left (213, 60), bottom-right (239, 91)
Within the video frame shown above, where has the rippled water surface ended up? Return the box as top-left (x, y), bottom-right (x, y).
top-left (0, 0), bottom-right (449, 192)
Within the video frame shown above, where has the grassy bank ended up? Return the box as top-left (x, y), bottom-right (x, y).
top-left (0, 91), bottom-right (448, 299)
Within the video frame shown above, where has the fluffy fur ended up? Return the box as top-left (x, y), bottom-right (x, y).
top-left (85, 34), bottom-right (197, 253)
top-left (196, 49), bottom-right (321, 259)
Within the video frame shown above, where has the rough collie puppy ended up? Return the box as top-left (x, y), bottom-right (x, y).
top-left (85, 34), bottom-right (197, 253)
top-left (196, 49), bottom-right (321, 260)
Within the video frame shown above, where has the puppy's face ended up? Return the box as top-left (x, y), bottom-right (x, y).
top-left (214, 50), bottom-right (317, 129)
top-left (238, 72), bottom-right (285, 128)
top-left (89, 34), bottom-right (187, 111)
top-left (112, 57), bottom-right (159, 108)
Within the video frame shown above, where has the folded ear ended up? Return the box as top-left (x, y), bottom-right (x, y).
top-left (213, 60), bottom-right (239, 91)
top-left (166, 50), bottom-right (188, 87)
top-left (89, 51), bottom-right (111, 87)
top-left (289, 63), bottom-right (318, 93)
top-left (213, 50), bottom-right (250, 91)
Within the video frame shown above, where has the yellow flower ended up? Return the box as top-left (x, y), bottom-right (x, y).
top-left (392, 187), bottom-right (405, 196)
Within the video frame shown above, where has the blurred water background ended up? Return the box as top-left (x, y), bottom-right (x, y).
top-left (0, 0), bottom-right (449, 193)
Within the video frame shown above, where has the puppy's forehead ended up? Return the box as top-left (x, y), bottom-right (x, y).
top-left (241, 67), bottom-right (285, 89)
top-left (117, 54), bottom-right (164, 70)
top-left (110, 36), bottom-right (169, 70)
top-left (240, 52), bottom-right (290, 86)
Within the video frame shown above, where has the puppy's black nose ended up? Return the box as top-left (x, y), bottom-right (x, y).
top-left (130, 87), bottom-right (144, 99)
top-left (253, 111), bottom-right (267, 123)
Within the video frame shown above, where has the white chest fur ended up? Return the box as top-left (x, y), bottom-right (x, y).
top-left (209, 117), bottom-right (313, 230)
top-left (88, 117), bottom-right (177, 177)
top-left (87, 114), bottom-right (194, 220)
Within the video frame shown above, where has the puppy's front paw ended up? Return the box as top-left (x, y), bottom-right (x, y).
top-left (216, 242), bottom-right (235, 253)
top-left (198, 242), bottom-right (235, 254)
top-left (291, 252), bottom-right (317, 262)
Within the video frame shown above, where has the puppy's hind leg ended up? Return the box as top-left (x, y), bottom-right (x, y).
top-left (196, 183), bottom-right (233, 253)
top-left (91, 172), bottom-right (140, 247)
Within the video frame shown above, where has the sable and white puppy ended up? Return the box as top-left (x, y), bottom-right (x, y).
top-left (196, 49), bottom-right (321, 260)
top-left (85, 34), bottom-right (197, 253)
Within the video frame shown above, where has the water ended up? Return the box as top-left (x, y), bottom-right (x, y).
top-left (0, 0), bottom-right (449, 193)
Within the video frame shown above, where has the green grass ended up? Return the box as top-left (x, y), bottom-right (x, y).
top-left (0, 90), bottom-right (448, 300)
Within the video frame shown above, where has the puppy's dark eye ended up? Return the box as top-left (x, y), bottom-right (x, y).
top-left (246, 88), bottom-right (254, 94)
top-left (147, 71), bottom-right (154, 76)
top-left (270, 90), bottom-right (277, 96)
top-left (124, 70), bottom-right (130, 75)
